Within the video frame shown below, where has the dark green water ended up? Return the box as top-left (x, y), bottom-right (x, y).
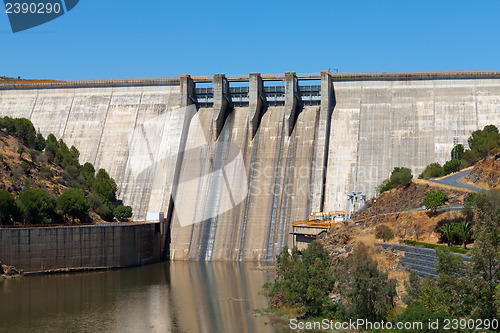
top-left (0, 262), bottom-right (284, 333)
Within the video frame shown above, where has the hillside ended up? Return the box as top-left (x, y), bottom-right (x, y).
top-left (0, 130), bottom-right (66, 197)
top-left (464, 153), bottom-right (500, 190)
top-left (320, 177), bottom-right (478, 306)
top-left (0, 118), bottom-right (130, 226)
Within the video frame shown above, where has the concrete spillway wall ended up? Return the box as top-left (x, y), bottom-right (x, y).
top-left (1, 71), bottom-right (500, 261)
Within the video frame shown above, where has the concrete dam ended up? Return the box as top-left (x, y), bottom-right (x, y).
top-left (1, 70), bottom-right (500, 261)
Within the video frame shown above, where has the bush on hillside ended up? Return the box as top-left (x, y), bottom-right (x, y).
top-left (379, 167), bottom-right (413, 193)
top-left (375, 224), bottom-right (394, 242)
top-left (450, 144), bottom-right (465, 160)
top-left (0, 190), bottom-right (18, 225)
top-left (423, 190), bottom-right (449, 212)
top-left (115, 205), bottom-right (132, 219)
top-left (57, 188), bottom-right (89, 223)
top-left (17, 188), bottom-right (56, 224)
top-left (419, 162), bottom-right (444, 179)
top-left (443, 159), bottom-right (462, 174)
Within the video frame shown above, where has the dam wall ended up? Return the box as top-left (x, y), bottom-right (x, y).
top-left (0, 222), bottom-right (164, 274)
top-left (1, 71), bottom-right (500, 261)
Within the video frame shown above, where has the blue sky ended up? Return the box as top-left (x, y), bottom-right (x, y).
top-left (1, 0), bottom-right (499, 80)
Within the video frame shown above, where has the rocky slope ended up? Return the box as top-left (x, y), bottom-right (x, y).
top-left (465, 153), bottom-right (500, 190)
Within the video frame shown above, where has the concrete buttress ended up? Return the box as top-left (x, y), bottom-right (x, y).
top-left (212, 74), bottom-right (230, 140)
top-left (248, 73), bottom-right (263, 138)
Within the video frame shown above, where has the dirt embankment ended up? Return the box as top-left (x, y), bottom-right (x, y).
top-left (356, 180), bottom-right (468, 217)
top-left (464, 154), bottom-right (500, 190)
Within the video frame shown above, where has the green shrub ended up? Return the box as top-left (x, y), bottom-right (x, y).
top-left (418, 162), bottom-right (444, 179)
top-left (17, 145), bottom-right (25, 156)
top-left (0, 189), bottom-right (18, 225)
top-left (0, 117), bottom-right (37, 148)
top-left (17, 188), bottom-right (55, 224)
top-left (115, 205), bottom-right (132, 219)
top-left (404, 240), bottom-right (469, 254)
top-left (35, 133), bottom-right (46, 151)
top-left (264, 241), bottom-right (334, 318)
top-left (464, 125), bottom-right (500, 164)
top-left (29, 149), bottom-right (40, 161)
top-left (423, 190), bottom-right (449, 211)
top-left (89, 193), bottom-right (114, 221)
top-left (379, 167), bottom-right (413, 193)
top-left (20, 161), bottom-right (30, 172)
top-left (92, 169), bottom-right (117, 203)
top-left (57, 188), bottom-right (89, 223)
top-left (450, 144), bottom-right (465, 160)
top-left (443, 159), bottom-right (461, 174)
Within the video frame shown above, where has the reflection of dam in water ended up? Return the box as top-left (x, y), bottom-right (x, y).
top-left (0, 262), bottom-right (275, 332)
top-left (1, 71), bottom-right (500, 261)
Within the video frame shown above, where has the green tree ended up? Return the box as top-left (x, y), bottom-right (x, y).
top-left (337, 243), bottom-right (396, 322)
top-left (434, 248), bottom-right (475, 317)
top-left (17, 145), bottom-right (25, 157)
top-left (88, 193), bottom-right (114, 221)
top-left (439, 222), bottom-right (455, 247)
top-left (379, 167), bottom-right (413, 193)
top-left (453, 221), bottom-right (472, 249)
top-left (264, 241), bottom-right (334, 317)
top-left (115, 205), bottom-right (132, 219)
top-left (81, 162), bottom-right (96, 189)
top-left (44, 141), bottom-right (57, 163)
top-left (93, 169), bottom-right (117, 203)
top-left (418, 162), bottom-right (445, 179)
top-left (0, 189), bottom-right (18, 225)
top-left (35, 133), bottom-right (46, 151)
top-left (403, 271), bottom-right (422, 306)
top-left (443, 159), bottom-right (462, 174)
top-left (45, 134), bottom-right (59, 149)
top-left (469, 191), bottom-right (500, 319)
top-left (17, 188), bottom-right (55, 224)
top-left (465, 125), bottom-right (500, 164)
top-left (423, 190), bottom-right (449, 212)
top-left (451, 144), bottom-right (465, 160)
top-left (57, 188), bottom-right (89, 223)
top-left (2, 118), bottom-right (37, 148)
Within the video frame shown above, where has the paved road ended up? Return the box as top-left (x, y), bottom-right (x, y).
top-left (428, 169), bottom-right (486, 192)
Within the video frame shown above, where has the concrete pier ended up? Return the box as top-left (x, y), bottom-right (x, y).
top-left (248, 73), bottom-right (263, 138)
top-left (180, 75), bottom-right (195, 107)
top-left (310, 71), bottom-right (333, 212)
top-left (212, 74), bottom-right (230, 140)
top-left (284, 72), bottom-right (298, 136)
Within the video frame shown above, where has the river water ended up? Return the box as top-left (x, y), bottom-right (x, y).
top-left (0, 262), bottom-right (287, 333)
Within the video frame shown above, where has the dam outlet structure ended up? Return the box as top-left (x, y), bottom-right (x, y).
top-left (1, 70), bottom-right (500, 261)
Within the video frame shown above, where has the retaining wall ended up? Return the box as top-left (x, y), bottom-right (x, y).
top-left (379, 243), bottom-right (470, 277)
top-left (0, 223), bottom-right (164, 274)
